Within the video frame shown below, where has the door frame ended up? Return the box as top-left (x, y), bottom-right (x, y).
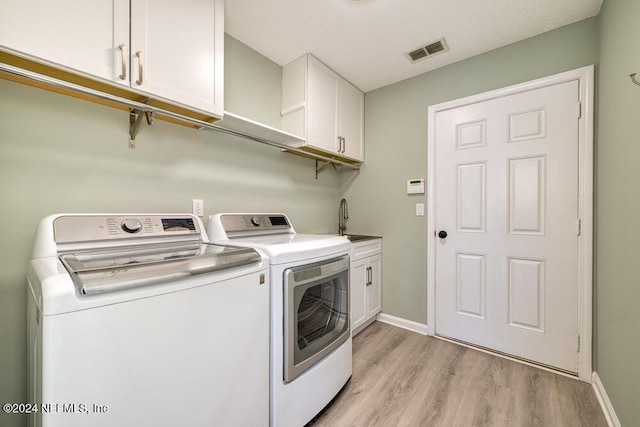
top-left (426, 66), bottom-right (594, 382)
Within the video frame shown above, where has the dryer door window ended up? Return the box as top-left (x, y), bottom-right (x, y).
top-left (283, 256), bottom-right (350, 383)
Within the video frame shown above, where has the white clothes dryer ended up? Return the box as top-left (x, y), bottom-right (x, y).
top-left (208, 213), bottom-right (352, 427)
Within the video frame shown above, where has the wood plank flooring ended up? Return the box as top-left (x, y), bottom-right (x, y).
top-left (311, 322), bottom-right (607, 427)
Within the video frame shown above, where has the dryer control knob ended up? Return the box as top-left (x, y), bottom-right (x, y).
top-left (250, 216), bottom-right (261, 227)
top-left (121, 218), bottom-right (142, 233)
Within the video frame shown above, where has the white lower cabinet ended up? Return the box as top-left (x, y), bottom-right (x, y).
top-left (350, 238), bottom-right (382, 336)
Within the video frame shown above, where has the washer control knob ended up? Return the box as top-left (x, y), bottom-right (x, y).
top-left (250, 216), bottom-right (261, 227)
top-left (121, 218), bottom-right (142, 233)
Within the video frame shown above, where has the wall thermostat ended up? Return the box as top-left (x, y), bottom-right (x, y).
top-left (407, 178), bottom-right (425, 194)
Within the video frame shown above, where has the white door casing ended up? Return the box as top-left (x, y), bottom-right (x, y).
top-left (427, 66), bottom-right (594, 382)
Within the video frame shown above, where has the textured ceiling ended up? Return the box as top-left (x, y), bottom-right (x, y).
top-left (225, 0), bottom-right (602, 92)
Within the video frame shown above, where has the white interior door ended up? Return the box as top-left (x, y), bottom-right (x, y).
top-left (433, 80), bottom-right (580, 373)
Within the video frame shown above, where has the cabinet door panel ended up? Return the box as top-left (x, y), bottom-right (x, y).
top-left (307, 58), bottom-right (338, 153)
top-left (130, 0), bottom-right (223, 115)
top-left (367, 255), bottom-right (382, 317)
top-left (350, 259), bottom-right (368, 332)
top-left (0, 0), bottom-right (129, 85)
top-left (338, 80), bottom-right (364, 161)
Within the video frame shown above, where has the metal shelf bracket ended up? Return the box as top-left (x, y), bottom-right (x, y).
top-left (0, 62), bottom-right (362, 174)
top-left (315, 159), bottom-right (341, 179)
top-left (129, 108), bottom-right (154, 148)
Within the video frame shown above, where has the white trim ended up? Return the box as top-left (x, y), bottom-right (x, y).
top-left (376, 313), bottom-right (428, 335)
top-left (592, 372), bottom-right (621, 427)
top-left (426, 65), bottom-right (594, 381)
top-left (352, 316), bottom-right (377, 336)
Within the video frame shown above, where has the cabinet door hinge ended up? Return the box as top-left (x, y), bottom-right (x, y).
top-left (577, 334), bottom-right (581, 353)
top-left (576, 218), bottom-right (582, 236)
top-left (576, 101), bottom-right (582, 119)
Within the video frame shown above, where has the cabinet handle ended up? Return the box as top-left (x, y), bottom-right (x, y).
top-left (342, 137), bottom-right (346, 154)
top-left (135, 51), bottom-right (144, 85)
top-left (366, 266), bottom-right (372, 286)
top-left (118, 44), bottom-right (127, 80)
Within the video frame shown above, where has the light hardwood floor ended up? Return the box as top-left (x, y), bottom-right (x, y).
top-left (311, 322), bottom-right (607, 427)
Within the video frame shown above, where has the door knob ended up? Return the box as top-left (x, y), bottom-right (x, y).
top-left (438, 230), bottom-right (448, 239)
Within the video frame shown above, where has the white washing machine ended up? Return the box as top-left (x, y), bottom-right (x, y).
top-left (208, 213), bottom-right (352, 427)
top-left (27, 213), bottom-right (270, 427)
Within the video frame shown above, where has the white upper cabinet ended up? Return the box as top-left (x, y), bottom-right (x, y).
top-left (307, 58), bottom-right (339, 153)
top-left (0, 0), bottom-right (129, 83)
top-left (0, 0), bottom-right (223, 117)
top-left (282, 54), bottom-right (364, 162)
top-left (338, 79), bottom-right (364, 160)
top-left (129, 0), bottom-right (223, 115)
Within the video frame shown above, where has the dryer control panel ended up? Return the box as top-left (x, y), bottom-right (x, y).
top-left (219, 214), bottom-right (292, 235)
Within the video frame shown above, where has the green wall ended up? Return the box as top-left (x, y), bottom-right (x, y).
top-left (3, 8), bottom-right (639, 426)
top-left (0, 35), bottom-right (339, 427)
top-left (340, 18), bottom-right (600, 324)
top-left (596, 0), bottom-right (640, 424)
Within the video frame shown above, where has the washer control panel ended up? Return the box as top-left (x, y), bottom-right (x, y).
top-left (121, 218), bottom-right (143, 233)
top-left (53, 214), bottom-right (201, 244)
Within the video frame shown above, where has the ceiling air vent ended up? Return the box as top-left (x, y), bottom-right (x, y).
top-left (406, 38), bottom-right (449, 63)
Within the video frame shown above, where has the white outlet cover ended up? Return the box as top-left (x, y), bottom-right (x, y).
top-left (192, 199), bottom-right (204, 216)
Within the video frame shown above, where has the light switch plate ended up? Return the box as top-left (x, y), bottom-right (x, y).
top-left (416, 203), bottom-right (425, 216)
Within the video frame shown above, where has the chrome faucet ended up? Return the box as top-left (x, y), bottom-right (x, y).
top-left (339, 198), bottom-right (349, 236)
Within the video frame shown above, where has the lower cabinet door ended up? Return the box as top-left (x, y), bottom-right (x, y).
top-left (350, 258), bottom-right (368, 332)
top-left (366, 254), bottom-right (382, 318)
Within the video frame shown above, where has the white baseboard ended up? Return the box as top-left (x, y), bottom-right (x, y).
top-left (375, 313), bottom-right (429, 335)
top-left (592, 372), bottom-right (621, 427)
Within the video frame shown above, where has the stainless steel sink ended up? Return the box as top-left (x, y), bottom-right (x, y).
top-left (340, 234), bottom-right (380, 242)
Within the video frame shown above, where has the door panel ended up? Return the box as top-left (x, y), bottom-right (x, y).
top-left (457, 162), bottom-right (486, 232)
top-left (508, 257), bottom-right (545, 332)
top-left (434, 80), bottom-right (579, 372)
top-left (456, 253), bottom-right (486, 319)
top-left (508, 156), bottom-right (546, 235)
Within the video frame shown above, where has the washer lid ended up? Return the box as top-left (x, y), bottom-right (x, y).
top-left (59, 242), bottom-right (261, 295)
